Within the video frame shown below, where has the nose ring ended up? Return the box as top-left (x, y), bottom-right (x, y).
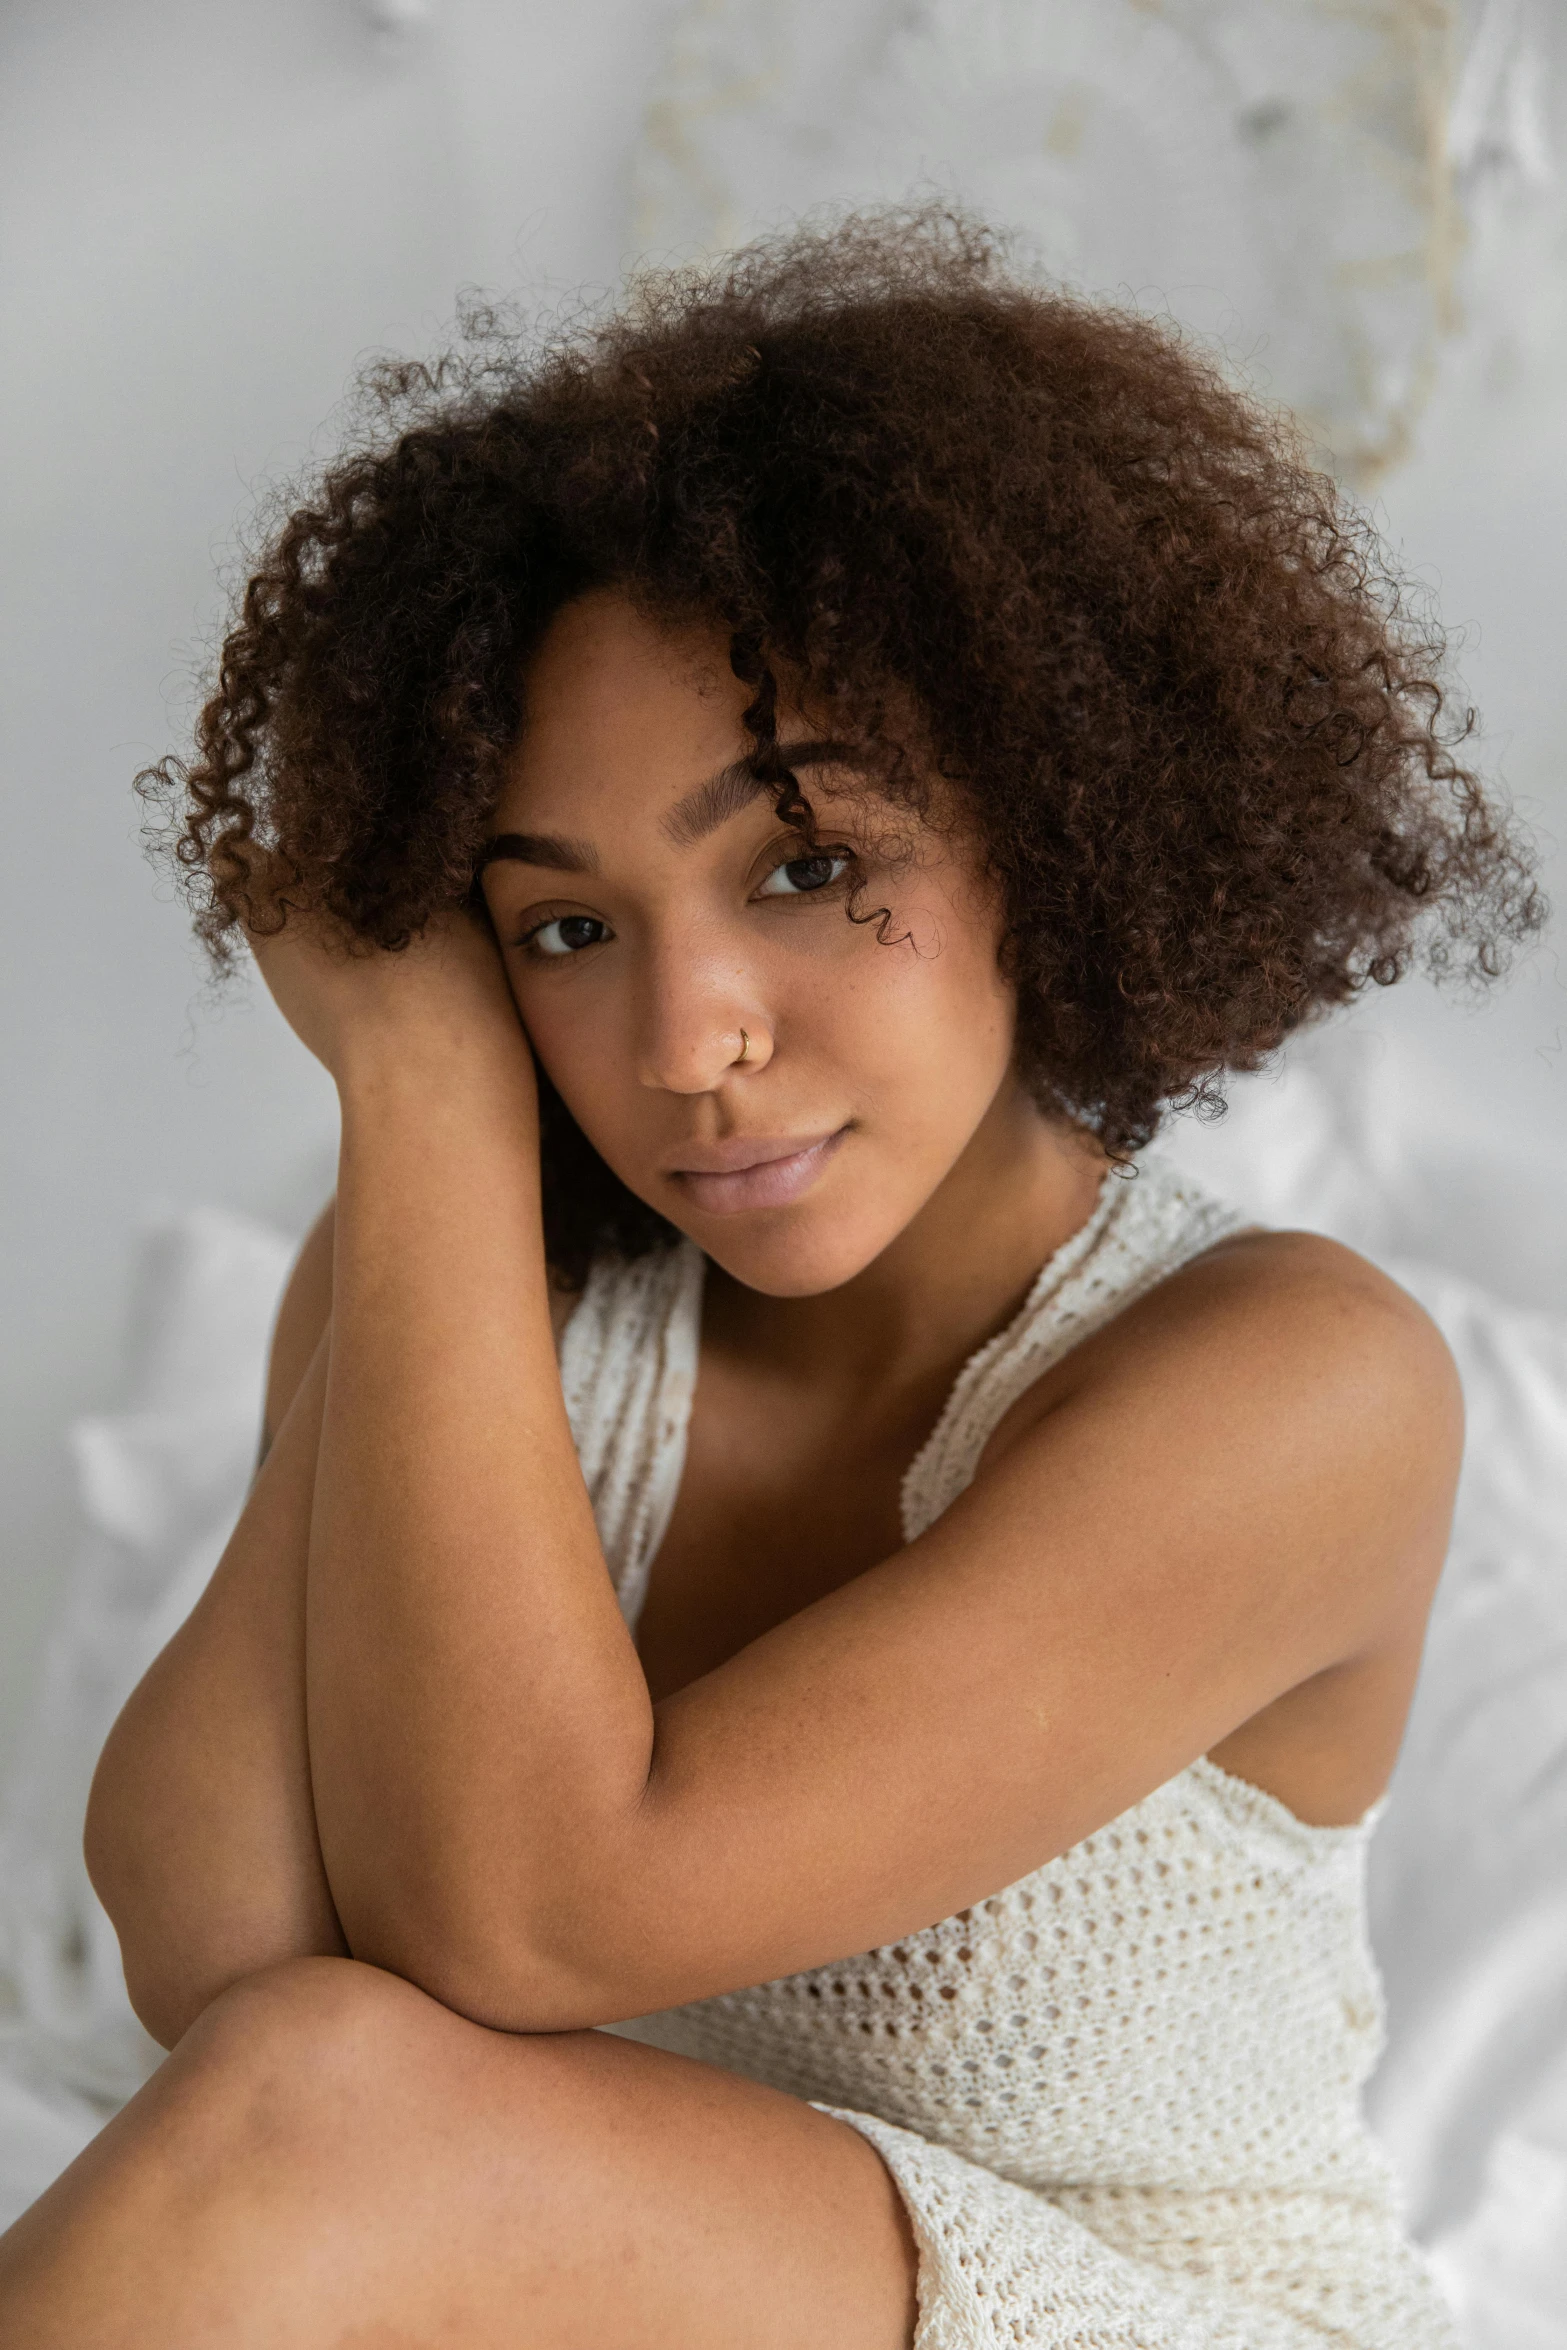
top-left (734, 1028), bottom-right (751, 1065)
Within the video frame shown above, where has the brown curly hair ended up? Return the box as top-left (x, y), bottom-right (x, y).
top-left (140, 208), bottom-right (1541, 1282)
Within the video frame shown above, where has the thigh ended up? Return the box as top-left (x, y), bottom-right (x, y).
top-left (0, 1958), bottom-right (918, 2350)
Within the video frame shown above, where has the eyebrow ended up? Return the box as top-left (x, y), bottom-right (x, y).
top-left (480, 739), bottom-right (860, 875)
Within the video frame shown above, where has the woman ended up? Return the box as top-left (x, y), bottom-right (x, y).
top-left (0, 212), bottom-right (1539, 2346)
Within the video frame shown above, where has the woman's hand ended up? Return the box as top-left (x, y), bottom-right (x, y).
top-left (247, 897), bottom-right (530, 1098)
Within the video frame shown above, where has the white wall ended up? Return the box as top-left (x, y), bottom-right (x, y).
top-left (3, 0), bottom-right (1564, 1766)
top-left (0, 0), bottom-right (671, 1761)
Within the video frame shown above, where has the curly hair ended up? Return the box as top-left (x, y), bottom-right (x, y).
top-left (140, 207), bottom-right (1541, 1283)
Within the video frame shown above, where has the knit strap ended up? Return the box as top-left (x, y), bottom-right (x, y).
top-left (900, 1158), bottom-right (1246, 1543)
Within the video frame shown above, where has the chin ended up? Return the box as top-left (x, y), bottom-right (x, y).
top-left (676, 1205), bottom-right (906, 1297)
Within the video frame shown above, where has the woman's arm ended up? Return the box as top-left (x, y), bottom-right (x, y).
top-left (260, 1201), bottom-right (337, 1459)
top-left (303, 963), bottom-right (653, 2023)
top-left (270, 913), bottom-right (1461, 2039)
top-left (83, 1214), bottom-right (346, 2050)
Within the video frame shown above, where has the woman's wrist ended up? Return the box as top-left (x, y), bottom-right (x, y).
top-left (332, 1012), bottom-right (549, 1305)
top-left (247, 901), bottom-right (533, 1106)
top-left (331, 1008), bottom-right (539, 1120)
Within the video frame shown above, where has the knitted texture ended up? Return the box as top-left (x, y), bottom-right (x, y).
top-left (560, 1159), bottom-right (1460, 2348)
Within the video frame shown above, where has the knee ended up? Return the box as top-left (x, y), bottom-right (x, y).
top-left (190, 1950), bottom-right (420, 2051)
top-left (151, 1958), bottom-right (616, 2225)
top-left (166, 1957), bottom-right (460, 2163)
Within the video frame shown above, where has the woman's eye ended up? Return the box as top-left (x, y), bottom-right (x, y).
top-left (755, 850), bottom-right (852, 899)
top-left (520, 913), bottom-right (610, 959)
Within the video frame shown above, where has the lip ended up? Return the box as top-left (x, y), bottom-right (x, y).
top-left (666, 1126), bottom-right (849, 1214)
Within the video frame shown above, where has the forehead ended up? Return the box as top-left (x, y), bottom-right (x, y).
top-left (494, 592), bottom-right (751, 830)
top-left (487, 589), bottom-right (942, 867)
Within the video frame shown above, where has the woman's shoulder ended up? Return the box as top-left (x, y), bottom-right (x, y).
top-left (981, 1213), bottom-right (1463, 1511)
top-left (1155, 1222), bottom-right (1458, 1379)
top-left (1129, 1226), bottom-right (1463, 1822)
top-left (1116, 1221), bottom-right (1457, 1447)
top-left (962, 1218), bottom-right (1463, 1826)
top-left (1149, 1223), bottom-right (1465, 1537)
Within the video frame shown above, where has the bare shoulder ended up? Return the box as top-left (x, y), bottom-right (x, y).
top-left (1054, 1221), bottom-right (1457, 1426)
top-left (995, 1220), bottom-right (1461, 1464)
top-left (981, 1220), bottom-right (1464, 1666)
top-left (1157, 1224), bottom-right (1461, 1449)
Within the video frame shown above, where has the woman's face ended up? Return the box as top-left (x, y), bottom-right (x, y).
top-left (482, 589), bottom-right (1026, 1297)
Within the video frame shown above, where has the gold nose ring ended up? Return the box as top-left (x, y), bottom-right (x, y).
top-left (735, 1028), bottom-right (751, 1065)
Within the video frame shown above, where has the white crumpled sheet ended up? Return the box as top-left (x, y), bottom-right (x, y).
top-left (2, 1073), bottom-right (1564, 2347)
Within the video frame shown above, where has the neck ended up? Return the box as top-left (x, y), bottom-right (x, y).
top-left (706, 1081), bottom-right (1110, 1403)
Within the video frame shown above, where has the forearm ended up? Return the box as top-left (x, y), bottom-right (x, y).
top-left (304, 1030), bottom-right (654, 2024)
top-left (85, 1340), bottom-right (346, 2048)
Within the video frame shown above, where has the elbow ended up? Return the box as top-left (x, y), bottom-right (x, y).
top-left (114, 1916), bottom-right (258, 2049)
top-left (82, 1713), bottom-right (157, 1959)
top-left (83, 1771), bottom-right (284, 2054)
top-left (335, 1882), bottom-right (649, 2037)
top-left (93, 1879), bottom-right (317, 2055)
top-left (80, 1781), bottom-right (115, 1927)
top-left (118, 1959), bottom-right (203, 2054)
top-left (337, 1918), bottom-right (590, 2036)
top-left (83, 1847), bottom-right (183, 2052)
top-left (81, 1799), bottom-right (185, 2051)
top-left (82, 1771), bottom-right (145, 2005)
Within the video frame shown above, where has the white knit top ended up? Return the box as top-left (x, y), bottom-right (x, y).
top-left (558, 1158), bottom-right (1459, 2349)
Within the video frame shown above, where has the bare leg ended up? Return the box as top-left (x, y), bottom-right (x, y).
top-left (0, 1957), bottom-right (918, 2349)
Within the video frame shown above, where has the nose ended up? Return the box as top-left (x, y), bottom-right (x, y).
top-left (635, 937), bottom-right (769, 1093)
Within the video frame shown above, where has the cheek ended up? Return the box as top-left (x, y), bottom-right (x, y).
top-left (506, 976), bottom-right (625, 1133)
top-left (845, 896), bottom-right (1015, 1096)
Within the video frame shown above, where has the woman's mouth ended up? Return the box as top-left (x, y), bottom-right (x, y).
top-left (667, 1127), bottom-right (849, 1214)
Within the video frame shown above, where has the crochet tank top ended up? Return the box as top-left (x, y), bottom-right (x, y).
top-left (557, 1158), bottom-right (1438, 2336)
